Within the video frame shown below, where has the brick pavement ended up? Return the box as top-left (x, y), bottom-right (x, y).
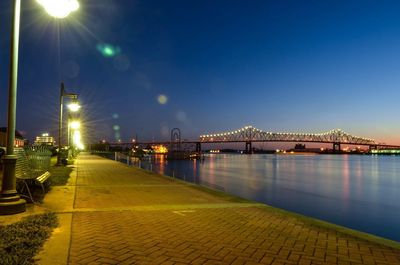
top-left (66, 154), bottom-right (400, 265)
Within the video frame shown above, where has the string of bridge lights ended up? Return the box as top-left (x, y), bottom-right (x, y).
top-left (199, 125), bottom-right (375, 143)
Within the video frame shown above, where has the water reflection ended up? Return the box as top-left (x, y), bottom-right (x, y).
top-left (342, 155), bottom-right (350, 203)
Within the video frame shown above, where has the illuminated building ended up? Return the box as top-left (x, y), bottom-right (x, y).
top-left (0, 127), bottom-right (25, 147)
top-left (152, 145), bottom-right (168, 154)
top-left (34, 133), bottom-right (55, 146)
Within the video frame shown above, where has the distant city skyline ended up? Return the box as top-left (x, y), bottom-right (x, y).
top-left (1, 0), bottom-right (399, 145)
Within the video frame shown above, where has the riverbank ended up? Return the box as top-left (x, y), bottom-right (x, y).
top-left (2, 153), bottom-right (400, 264)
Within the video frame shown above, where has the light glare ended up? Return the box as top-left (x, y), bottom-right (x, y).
top-left (70, 121), bottom-right (80, 129)
top-left (37, 0), bottom-right (79, 19)
top-left (68, 102), bottom-right (81, 112)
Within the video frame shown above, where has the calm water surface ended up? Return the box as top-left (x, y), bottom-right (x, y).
top-left (124, 153), bottom-right (400, 242)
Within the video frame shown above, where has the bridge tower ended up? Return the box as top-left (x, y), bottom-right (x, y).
top-left (195, 142), bottom-right (201, 152)
top-left (245, 141), bottom-right (253, 154)
top-left (170, 128), bottom-right (181, 152)
top-left (333, 142), bottom-right (341, 152)
top-left (369, 145), bottom-right (377, 151)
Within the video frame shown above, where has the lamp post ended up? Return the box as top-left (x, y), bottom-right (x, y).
top-left (0, 0), bottom-right (25, 215)
top-left (0, 0), bottom-right (79, 215)
top-left (57, 82), bottom-right (80, 166)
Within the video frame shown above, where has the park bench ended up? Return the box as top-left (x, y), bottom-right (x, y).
top-left (15, 147), bottom-right (52, 202)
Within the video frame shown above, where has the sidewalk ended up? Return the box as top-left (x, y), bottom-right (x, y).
top-left (38, 153), bottom-right (400, 264)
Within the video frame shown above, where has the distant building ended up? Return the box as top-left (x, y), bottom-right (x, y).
top-left (34, 133), bottom-right (55, 146)
top-left (0, 127), bottom-right (25, 147)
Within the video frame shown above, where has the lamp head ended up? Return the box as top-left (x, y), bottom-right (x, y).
top-left (36, 0), bottom-right (79, 19)
top-left (67, 101), bottom-right (81, 112)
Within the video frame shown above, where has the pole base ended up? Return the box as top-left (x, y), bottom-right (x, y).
top-left (0, 198), bottom-right (26, 215)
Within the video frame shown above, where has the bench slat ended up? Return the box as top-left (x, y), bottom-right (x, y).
top-left (36, 171), bottom-right (51, 183)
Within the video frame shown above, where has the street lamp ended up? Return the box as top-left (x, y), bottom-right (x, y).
top-left (0, 0), bottom-right (79, 215)
top-left (57, 82), bottom-right (80, 166)
top-left (68, 119), bottom-right (80, 148)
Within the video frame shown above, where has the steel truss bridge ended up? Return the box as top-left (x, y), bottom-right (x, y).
top-left (199, 126), bottom-right (387, 152)
top-left (106, 126), bottom-right (400, 153)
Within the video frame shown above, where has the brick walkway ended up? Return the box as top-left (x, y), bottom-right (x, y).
top-left (67, 154), bottom-right (400, 264)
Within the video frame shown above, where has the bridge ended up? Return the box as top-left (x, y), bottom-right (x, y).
top-left (101, 125), bottom-right (400, 153)
top-left (199, 125), bottom-right (386, 152)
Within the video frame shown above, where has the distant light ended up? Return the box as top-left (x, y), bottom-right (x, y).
top-left (73, 130), bottom-right (81, 145)
top-left (36, 0), bottom-right (79, 19)
top-left (68, 102), bottom-right (81, 112)
top-left (70, 121), bottom-right (80, 129)
top-left (76, 143), bottom-right (85, 150)
top-left (152, 145), bottom-right (168, 154)
top-left (42, 133), bottom-right (49, 137)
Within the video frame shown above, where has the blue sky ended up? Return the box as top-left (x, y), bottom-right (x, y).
top-left (0, 0), bottom-right (400, 145)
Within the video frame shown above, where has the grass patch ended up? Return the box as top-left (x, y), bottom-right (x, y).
top-left (0, 212), bottom-right (58, 265)
top-left (48, 166), bottom-right (73, 186)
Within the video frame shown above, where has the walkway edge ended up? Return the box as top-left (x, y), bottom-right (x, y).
top-left (35, 213), bottom-right (72, 265)
top-left (35, 164), bottom-right (77, 265)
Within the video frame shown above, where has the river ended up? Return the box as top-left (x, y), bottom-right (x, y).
top-left (114, 153), bottom-right (400, 242)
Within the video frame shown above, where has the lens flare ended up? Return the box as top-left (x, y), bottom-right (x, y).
top-left (157, 94), bottom-right (168, 105)
top-left (96, 43), bottom-right (121, 58)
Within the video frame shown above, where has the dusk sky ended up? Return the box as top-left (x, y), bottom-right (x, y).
top-left (1, 0), bottom-right (400, 145)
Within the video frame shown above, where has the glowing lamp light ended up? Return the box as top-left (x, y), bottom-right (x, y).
top-left (37, 0), bottom-right (79, 19)
top-left (76, 142), bottom-right (85, 150)
top-left (68, 102), bottom-right (81, 112)
top-left (70, 121), bottom-right (81, 129)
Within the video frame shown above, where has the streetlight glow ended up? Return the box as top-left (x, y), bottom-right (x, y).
top-left (70, 121), bottom-right (80, 129)
top-left (36, 0), bottom-right (79, 19)
top-left (68, 102), bottom-right (81, 112)
top-left (73, 130), bottom-right (81, 143)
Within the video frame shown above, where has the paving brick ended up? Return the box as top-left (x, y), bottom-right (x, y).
top-left (66, 154), bottom-right (400, 265)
